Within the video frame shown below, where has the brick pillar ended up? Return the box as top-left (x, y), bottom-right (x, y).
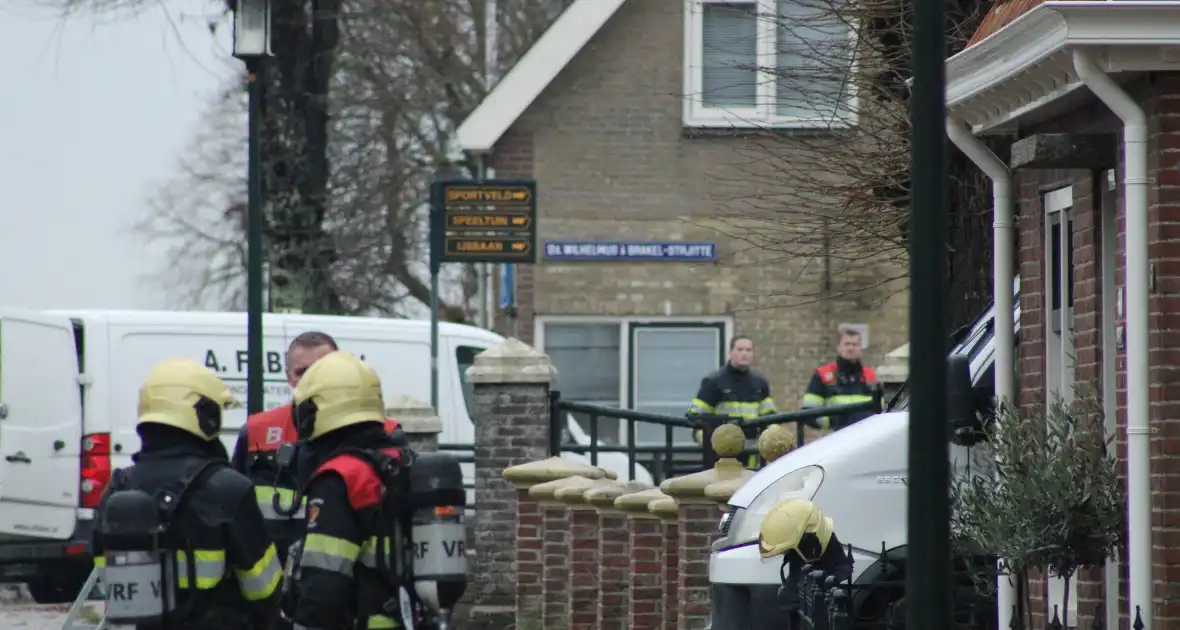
top-left (586, 481), bottom-right (653, 630)
top-left (508, 463), bottom-right (609, 629)
top-left (385, 395), bottom-right (442, 452)
top-left (617, 487), bottom-right (672, 630)
top-left (465, 338), bottom-right (556, 630)
top-left (556, 477), bottom-right (615, 630)
top-left (651, 497), bottom-right (681, 630)
top-left (660, 424), bottom-right (750, 630)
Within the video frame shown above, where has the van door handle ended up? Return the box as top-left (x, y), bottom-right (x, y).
top-left (5, 452), bottom-right (31, 464)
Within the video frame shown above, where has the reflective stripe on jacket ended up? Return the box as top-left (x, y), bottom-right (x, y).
top-left (801, 359), bottom-right (877, 430)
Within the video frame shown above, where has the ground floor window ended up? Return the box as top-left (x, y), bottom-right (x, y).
top-left (536, 317), bottom-right (732, 445)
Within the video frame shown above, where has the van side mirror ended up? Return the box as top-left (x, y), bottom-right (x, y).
top-left (946, 354), bottom-right (979, 445)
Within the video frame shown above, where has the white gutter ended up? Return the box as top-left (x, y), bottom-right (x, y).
top-left (946, 118), bottom-right (1016, 630)
top-left (1073, 48), bottom-right (1152, 628)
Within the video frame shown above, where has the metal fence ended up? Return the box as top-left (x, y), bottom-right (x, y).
top-left (548, 388), bottom-right (885, 484)
top-left (791, 544), bottom-right (1133, 630)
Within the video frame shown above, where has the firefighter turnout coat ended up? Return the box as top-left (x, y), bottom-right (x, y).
top-left (290, 424), bottom-right (409, 630)
top-left (800, 358), bottom-right (878, 431)
top-left (93, 429), bottom-right (283, 629)
top-left (232, 405), bottom-right (406, 564)
top-left (689, 363), bottom-right (777, 421)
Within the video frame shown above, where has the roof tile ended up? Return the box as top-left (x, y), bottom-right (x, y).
top-left (967, 0), bottom-right (1045, 47)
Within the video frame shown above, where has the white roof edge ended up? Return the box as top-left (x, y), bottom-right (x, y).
top-left (455, 0), bottom-right (628, 154)
top-left (946, 1), bottom-right (1180, 111)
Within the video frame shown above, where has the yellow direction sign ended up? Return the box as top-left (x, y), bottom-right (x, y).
top-left (432, 180), bottom-right (537, 265)
top-left (444, 236), bottom-right (532, 257)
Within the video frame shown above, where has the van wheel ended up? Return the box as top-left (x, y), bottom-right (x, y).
top-left (26, 562), bottom-right (89, 604)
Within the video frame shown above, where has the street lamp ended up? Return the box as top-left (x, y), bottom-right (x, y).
top-left (907, 0), bottom-right (951, 628)
top-left (233, 0), bottom-right (272, 415)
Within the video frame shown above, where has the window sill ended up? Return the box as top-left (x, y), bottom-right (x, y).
top-left (681, 113), bottom-right (857, 137)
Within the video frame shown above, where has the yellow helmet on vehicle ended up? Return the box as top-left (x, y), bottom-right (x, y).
top-left (137, 358), bottom-right (237, 440)
top-left (293, 351), bottom-right (385, 441)
top-left (758, 498), bottom-right (835, 563)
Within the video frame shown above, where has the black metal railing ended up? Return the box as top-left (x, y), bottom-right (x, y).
top-left (548, 388), bottom-right (885, 483)
top-left (795, 543), bottom-right (1013, 630)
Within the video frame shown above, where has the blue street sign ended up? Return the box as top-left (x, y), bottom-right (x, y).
top-left (542, 241), bottom-right (717, 262)
top-left (499, 264), bottom-right (516, 309)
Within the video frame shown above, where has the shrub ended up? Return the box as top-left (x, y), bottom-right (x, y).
top-left (950, 385), bottom-right (1124, 628)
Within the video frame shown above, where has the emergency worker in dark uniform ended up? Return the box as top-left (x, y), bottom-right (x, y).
top-left (688, 336), bottom-right (776, 467)
top-left (93, 358), bottom-right (283, 629)
top-left (758, 498), bottom-right (853, 630)
top-left (288, 351), bottom-right (411, 630)
top-left (231, 331), bottom-right (406, 567)
top-left (801, 327), bottom-right (878, 431)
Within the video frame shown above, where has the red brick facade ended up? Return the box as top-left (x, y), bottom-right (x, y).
top-left (1012, 73), bottom-right (1180, 627)
top-left (627, 516), bottom-right (665, 629)
top-left (597, 511), bottom-right (630, 630)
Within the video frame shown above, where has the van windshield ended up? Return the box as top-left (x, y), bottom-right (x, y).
top-left (887, 310), bottom-right (995, 412)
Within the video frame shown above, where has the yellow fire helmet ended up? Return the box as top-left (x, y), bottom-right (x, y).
top-left (293, 350), bottom-right (386, 441)
top-left (137, 358), bottom-right (238, 440)
top-left (758, 497), bottom-right (835, 563)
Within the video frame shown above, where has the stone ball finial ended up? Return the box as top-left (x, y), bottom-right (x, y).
top-left (711, 423), bottom-right (746, 459)
top-left (758, 424), bottom-right (797, 463)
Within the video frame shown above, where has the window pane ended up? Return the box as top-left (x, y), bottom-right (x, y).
top-left (546, 324), bottom-right (622, 444)
top-left (633, 327), bottom-right (721, 444)
top-left (1067, 218), bottom-right (1075, 308)
top-left (1050, 217), bottom-right (1062, 311)
top-left (702, 3), bottom-right (758, 109)
top-left (775, 0), bottom-right (853, 119)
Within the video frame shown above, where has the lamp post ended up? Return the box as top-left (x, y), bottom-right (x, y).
top-left (907, 0), bottom-right (951, 627)
top-left (232, 0), bottom-right (272, 415)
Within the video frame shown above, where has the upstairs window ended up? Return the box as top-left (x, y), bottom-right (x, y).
top-left (685, 0), bottom-right (857, 128)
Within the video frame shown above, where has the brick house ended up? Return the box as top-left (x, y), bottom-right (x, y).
top-left (455, 0), bottom-right (908, 445)
top-left (945, 1), bottom-right (1180, 627)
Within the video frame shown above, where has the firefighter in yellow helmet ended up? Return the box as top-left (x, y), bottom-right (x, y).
top-left (91, 358), bottom-right (282, 630)
top-left (287, 351), bottom-right (415, 630)
top-left (759, 498), bottom-right (853, 628)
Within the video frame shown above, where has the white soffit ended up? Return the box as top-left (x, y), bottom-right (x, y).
top-left (456, 0), bottom-right (627, 153)
top-left (945, 1), bottom-right (1180, 131)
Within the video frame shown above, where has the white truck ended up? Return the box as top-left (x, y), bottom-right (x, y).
top-left (0, 308), bottom-right (647, 603)
top-left (709, 295), bottom-right (1018, 628)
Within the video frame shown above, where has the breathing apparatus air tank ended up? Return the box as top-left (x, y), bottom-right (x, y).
top-left (407, 452), bottom-right (468, 627)
top-left (100, 488), bottom-right (176, 627)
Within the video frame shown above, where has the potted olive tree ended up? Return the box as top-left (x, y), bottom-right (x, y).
top-left (951, 386), bottom-right (1124, 629)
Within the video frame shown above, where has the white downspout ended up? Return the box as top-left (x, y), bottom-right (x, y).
top-left (946, 118), bottom-right (1016, 630)
top-left (1073, 48), bottom-right (1152, 628)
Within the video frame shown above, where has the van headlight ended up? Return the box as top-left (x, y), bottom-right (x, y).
top-left (725, 465), bottom-right (824, 545)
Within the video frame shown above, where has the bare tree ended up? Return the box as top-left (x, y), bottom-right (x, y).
top-left (56, 0), bottom-right (565, 317)
top-left (699, 0), bottom-right (995, 330)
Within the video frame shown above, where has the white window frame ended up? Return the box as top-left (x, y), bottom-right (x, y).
top-left (682, 0), bottom-right (859, 129)
top-left (1043, 185), bottom-right (1078, 624)
top-left (536, 315), bottom-right (735, 443)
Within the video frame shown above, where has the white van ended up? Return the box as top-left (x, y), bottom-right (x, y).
top-left (708, 292), bottom-right (1017, 628)
top-left (0, 309), bottom-right (647, 602)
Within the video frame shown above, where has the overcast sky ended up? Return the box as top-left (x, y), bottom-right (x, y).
top-left (0, 1), bottom-right (233, 310)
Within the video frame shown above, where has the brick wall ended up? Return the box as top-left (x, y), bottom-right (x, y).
top-left (490, 0), bottom-right (909, 406)
top-left (1011, 72), bottom-right (1180, 627)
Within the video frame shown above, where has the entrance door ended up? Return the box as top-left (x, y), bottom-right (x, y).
top-left (629, 323), bottom-right (725, 444)
top-left (0, 310), bottom-right (84, 539)
top-left (1043, 185), bottom-right (1078, 622)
